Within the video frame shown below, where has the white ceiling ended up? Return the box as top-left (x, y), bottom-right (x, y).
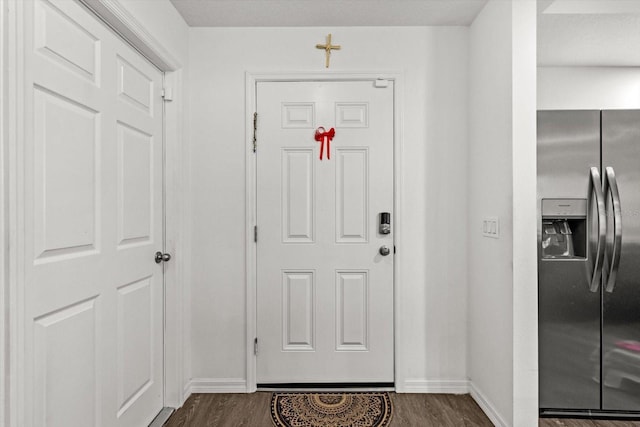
top-left (538, 0), bottom-right (640, 66)
top-left (169, 0), bottom-right (488, 27)
top-left (543, 0), bottom-right (640, 14)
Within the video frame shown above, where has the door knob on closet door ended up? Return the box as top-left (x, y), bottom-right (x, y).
top-left (155, 251), bottom-right (171, 263)
top-left (379, 246), bottom-right (391, 256)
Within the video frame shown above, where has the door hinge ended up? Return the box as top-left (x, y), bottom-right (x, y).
top-left (254, 337), bottom-right (258, 355)
top-left (254, 225), bottom-right (258, 243)
top-left (162, 87), bottom-right (173, 102)
top-left (394, 245), bottom-right (396, 254)
top-left (253, 112), bottom-right (258, 153)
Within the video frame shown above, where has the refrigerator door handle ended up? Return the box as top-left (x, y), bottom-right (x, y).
top-left (587, 167), bottom-right (606, 292)
top-left (603, 166), bottom-right (622, 293)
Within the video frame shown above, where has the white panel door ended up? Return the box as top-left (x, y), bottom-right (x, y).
top-left (23, 1), bottom-right (164, 425)
top-left (256, 81), bottom-right (394, 383)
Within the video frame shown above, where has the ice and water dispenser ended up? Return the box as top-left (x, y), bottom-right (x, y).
top-left (541, 199), bottom-right (587, 259)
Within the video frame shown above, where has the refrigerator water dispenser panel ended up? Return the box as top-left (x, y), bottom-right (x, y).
top-left (541, 199), bottom-right (587, 259)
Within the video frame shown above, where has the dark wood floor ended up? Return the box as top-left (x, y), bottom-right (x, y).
top-left (164, 393), bottom-right (640, 427)
top-left (164, 392), bottom-right (491, 426)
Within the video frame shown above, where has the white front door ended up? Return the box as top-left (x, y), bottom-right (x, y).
top-left (256, 80), bottom-right (394, 384)
top-left (23, 1), bottom-right (164, 425)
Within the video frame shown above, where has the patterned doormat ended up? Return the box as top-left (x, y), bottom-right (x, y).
top-left (270, 392), bottom-right (393, 427)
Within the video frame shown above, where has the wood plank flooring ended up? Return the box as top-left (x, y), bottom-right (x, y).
top-left (164, 393), bottom-right (640, 427)
top-left (165, 393), bottom-right (273, 427)
top-left (164, 392), bottom-right (490, 426)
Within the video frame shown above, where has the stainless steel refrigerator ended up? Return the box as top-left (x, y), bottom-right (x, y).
top-left (538, 110), bottom-right (640, 418)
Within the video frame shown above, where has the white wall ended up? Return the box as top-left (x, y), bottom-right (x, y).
top-left (511, 2), bottom-right (538, 426)
top-left (539, 66), bottom-right (640, 109)
top-left (187, 27), bottom-right (470, 391)
top-left (468, 2), bottom-right (538, 426)
top-left (468, 2), bottom-right (514, 425)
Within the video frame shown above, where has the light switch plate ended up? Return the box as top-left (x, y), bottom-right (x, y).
top-left (482, 217), bottom-right (500, 239)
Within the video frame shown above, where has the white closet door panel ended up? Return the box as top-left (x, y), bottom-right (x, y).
top-left (23, 1), bottom-right (165, 426)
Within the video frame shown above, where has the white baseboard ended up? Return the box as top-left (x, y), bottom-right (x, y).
top-left (400, 379), bottom-right (470, 394)
top-left (186, 378), bottom-right (248, 394)
top-left (469, 381), bottom-right (508, 427)
top-left (182, 382), bottom-right (191, 404)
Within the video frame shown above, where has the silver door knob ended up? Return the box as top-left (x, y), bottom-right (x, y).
top-left (155, 251), bottom-right (171, 264)
top-left (379, 246), bottom-right (391, 256)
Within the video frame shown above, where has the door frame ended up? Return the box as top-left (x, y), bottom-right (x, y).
top-left (245, 72), bottom-right (405, 391)
top-left (1, 1), bottom-right (188, 425)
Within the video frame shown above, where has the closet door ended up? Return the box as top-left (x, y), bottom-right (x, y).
top-left (23, 1), bottom-right (164, 425)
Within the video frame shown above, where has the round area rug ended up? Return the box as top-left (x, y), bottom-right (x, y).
top-left (271, 392), bottom-right (392, 427)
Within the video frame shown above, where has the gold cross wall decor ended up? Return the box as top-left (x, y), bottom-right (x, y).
top-left (316, 34), bottom-right (341, 68)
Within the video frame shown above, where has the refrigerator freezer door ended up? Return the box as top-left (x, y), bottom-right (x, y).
top-left (538, 110), bottom-right (602, 410)
top-left (601, 110), bottom-right (640, 411)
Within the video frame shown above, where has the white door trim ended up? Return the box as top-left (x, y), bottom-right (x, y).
top-left (2, 1), bottom-right (187, 425)
top-left (78, 0), bottom-right (180, 72)
top-left (4, 1), bottom-right (27, 424)
top-left (245, 71), bottom-right (406, 392)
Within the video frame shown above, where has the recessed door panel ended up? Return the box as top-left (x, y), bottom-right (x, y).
top-left (336, 103), bottom-right (368, 128)
top-left (117, 123), bottom-right (153, 247)
top-left (336, 148), bottom-right (368, 243)
top-left (336, 271), bottom-right (369, 351)
top-left (34, 87), bottom-right (99, 261)
top-left (34, 0), bottom-right (99, 82)
top-left (117, 56), bottom-right (153, 115)
top-left (34, 298), bottom-right (98, 427)
top-left (282, 149), bottom-right (315, 243)
top-left (282, 103), bottom-right (315, 129)
top-left (117, 278), bottom-right (153, 417)
top-left (282, 271), bottom-right (315, 351)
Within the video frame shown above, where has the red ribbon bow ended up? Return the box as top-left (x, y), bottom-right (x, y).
top-left (314, 127), bottom-right (335, 160)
